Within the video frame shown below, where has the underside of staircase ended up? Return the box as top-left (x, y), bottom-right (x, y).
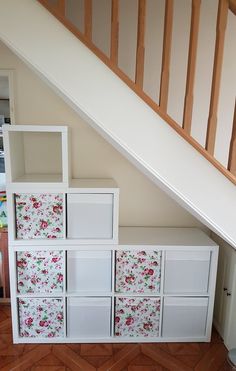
top-left (0, 0), bottom-right (236, 248)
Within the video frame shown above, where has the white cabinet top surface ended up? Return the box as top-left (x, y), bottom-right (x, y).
top-left (119, 227), bottom-right (217, 247)
top-left (68, 178), bottom-right (119, 190)
top-left (3, 124), bottom-right (68, 132)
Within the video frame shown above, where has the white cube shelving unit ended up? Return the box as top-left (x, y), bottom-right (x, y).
top-left (4, 125), bottom-right (219, 344)
top-left (9, 227), bottom-right (218, 343)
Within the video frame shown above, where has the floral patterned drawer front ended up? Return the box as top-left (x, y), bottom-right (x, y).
top-left (115, 250), bottom-right (161, 293)
top-left (15, 193), bottom-right (64, 239)
top-left (17, 251), bottom-right (64, 294)
top-left (115, 297), bottom-right (161, 337)
top-left (18, 298), bottom-right (64, 338)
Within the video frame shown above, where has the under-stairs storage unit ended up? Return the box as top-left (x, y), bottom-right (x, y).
top-left (4, 125), bottom-right (219, 343)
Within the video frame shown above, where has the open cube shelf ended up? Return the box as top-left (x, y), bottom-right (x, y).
top-left (3, 125), bottom-right (68, 186)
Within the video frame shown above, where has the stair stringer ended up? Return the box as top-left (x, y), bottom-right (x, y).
top-left (0, 0), bottom-right (236, 248)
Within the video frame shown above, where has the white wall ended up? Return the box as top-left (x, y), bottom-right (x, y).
top-left (143, 0), bottom-right (165, 104)
top-left (66, 0), bottom-right (84, 33)
top-left (0, 39), bottom-right (204, 228)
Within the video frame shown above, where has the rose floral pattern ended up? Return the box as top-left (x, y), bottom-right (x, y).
top-left (115, 250), bottom-right (161, 293)
top-left (18, 298), bottom-right (64, 338)
top-left (17, 251), bottom-right (64, 294)
top-left (15, 193), bottom-right (64, 239)
top-left (115, 297), bottom-right (160, 337)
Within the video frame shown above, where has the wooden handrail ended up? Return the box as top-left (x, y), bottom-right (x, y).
top-left (228, 100), bottom-right (236, 175)
top-left (205, 0), bottom-right (228, 155)
top-left (37, 0), bottom-right (236, 186)
top-left (135, 0), bottom-right (146, 89)
top-left (183, 0), bottom-right (201, 134)
top-left (159, 0), bottom-right (173, 112)
top-left (110, 0), bottom-right (119, 65)
top-left (84, 0), bottom-right (92, 41)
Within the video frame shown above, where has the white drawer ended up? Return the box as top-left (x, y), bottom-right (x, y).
top-left (67, 250), bottom-right (112, 292)
top-left (164, 251), bottom-right (211, 294)
top-left (67, 297), bottom-right (111, 338)
top-left (162, 297), bottom-right (208, 338)
top-left (67, 193), bottom-right (114, 239)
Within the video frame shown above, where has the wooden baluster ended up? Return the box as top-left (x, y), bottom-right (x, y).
top-left (159, 0), bottom-right (173, 112)
top-left (183, 0), bottom-right (201, 134)
top-left (228, 100), bottom-right (236, 175)
top-left (84, 0), bottom-right (92, 41)
top-left (58, 0), bottom-right (65, 16)
top-left (135, 0), bottom-right (146, 89)
top-left (110, 0), bottom-right (119, 65)
top-left (205, 0), bottom-right (228, 155)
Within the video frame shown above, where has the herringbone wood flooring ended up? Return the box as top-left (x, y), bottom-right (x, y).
top-left (0, 304), bottom-right (233, 371)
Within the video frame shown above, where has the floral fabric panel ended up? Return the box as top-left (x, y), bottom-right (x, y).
top-left (15, 193), bottom-right (64, 239)
top-left (18, 297), bottom-right (64, 338)
top-left (115, 297), bottom-right (160, 337)
top-left (115, 250), bottom-right (161, 293)
top-left (17, 251), bottom-right (64, 294)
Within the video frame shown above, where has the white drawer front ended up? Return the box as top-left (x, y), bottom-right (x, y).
top-left (67, 250), bottom-right (112, 292)
top-left (67, 193), bottom-right (113, 239)
top-left (67, 297), bottom-right (111, 338)
top-left (164, 251), bottom-right (211, 294)
top-left (162, 297), bottom-right (208, 338)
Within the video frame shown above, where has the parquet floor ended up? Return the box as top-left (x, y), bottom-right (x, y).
top-left (0, 304), bottom-right (233, 371)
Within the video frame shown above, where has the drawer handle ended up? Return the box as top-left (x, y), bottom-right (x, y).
top-left (223, 287), bottom-right (228, 291)
top-left (227, 292), bottom-right (231, 296)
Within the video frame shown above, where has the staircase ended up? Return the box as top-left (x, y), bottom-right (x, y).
top-left (0, 0), bottom-right (236, 247)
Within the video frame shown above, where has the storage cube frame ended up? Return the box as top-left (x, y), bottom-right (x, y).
top-left (4, 125), bottom-right (219, 344)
